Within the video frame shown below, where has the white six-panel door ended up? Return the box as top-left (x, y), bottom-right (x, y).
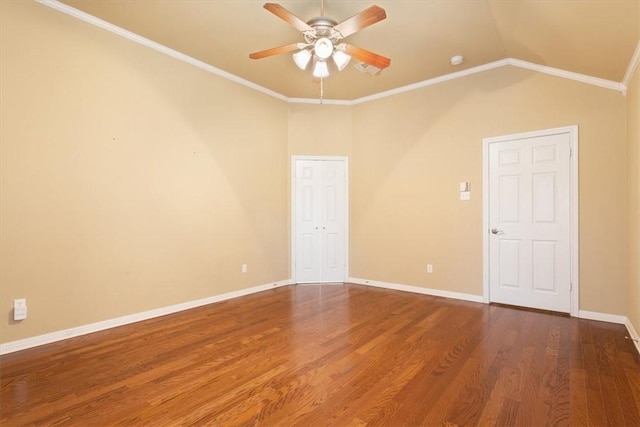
top-left (486, 129), bottom-right (575, 313)
top-left (293, 158), bottom-right (346, 283)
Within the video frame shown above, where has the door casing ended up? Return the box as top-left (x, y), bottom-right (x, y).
top-left (291, 155), bottom-right (349, 284)
top-left (482, 126), bottom-right (579, 316)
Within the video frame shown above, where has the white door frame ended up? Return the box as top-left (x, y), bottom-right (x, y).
top-left (291, 155), bottom-right (349, 283)
top-left (482, 126), bottom-right (579, 316)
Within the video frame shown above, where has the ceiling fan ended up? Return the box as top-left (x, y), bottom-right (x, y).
top-left (249, 2), bottom-right (390, 79)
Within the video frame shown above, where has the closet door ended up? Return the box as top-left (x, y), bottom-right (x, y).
top-left (319, 160), bottom-right (346, 282)
top-left (293, 158), bottom-right (347, 283)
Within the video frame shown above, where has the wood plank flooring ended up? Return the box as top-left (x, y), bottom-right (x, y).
top-left (1, 284), bottom-right (639, 426)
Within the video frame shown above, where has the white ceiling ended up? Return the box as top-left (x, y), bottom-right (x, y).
top-left (57, 0), bottom-right (640, 100)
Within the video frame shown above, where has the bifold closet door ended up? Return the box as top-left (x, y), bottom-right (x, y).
top-left (294, 159), bottom-right (346, 283)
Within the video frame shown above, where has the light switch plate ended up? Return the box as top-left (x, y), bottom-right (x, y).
top-left (14, 298), bottom-right (27, 320)
top-left (460, 191), bottom-right (471, 200)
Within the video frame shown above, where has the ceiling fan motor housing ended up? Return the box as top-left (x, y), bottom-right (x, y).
top-left (304, 16), bottom-right (342, 44)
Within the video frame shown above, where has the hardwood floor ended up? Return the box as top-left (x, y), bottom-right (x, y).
top-left (1, 284), bottom-right (639, 426)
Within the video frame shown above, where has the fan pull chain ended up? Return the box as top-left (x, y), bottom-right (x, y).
top-left (320, 77), bottom-right (324, 104)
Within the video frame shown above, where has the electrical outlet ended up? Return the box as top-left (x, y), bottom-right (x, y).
top-left (14, 298), bottom-right (27, 320)
top-left (427, 264), bottom-right (433, 273)
top-left (241, 264), bottom-right (248, 273)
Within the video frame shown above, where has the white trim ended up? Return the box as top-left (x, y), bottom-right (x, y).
top-left (0, 279), bottom-right (292, 355)
top-left (507, 58), bottom-right (625, 93)
top-left (482, 138), bottom-right (491, 305)
top-left (350, 59), bottom-right (511, 104)
top-left (35, 1), bottom-right (627, 105)
top-left (291, 156), bottom-right (349, 283)
top-left (348, 277), bottom-right (484, 303)
top-left (622, 40), bottom-right (640, 92)
top-left (569, 128), bottom-right (580, 317)
top-left (34, 0), bottom-right (288, 102)
top-left (625, 317), bottom-right (640, 355)
top-left (577, 310), bottom-right (627, 325)
top-left (482, 125), bottom-right (579, 316)
top-left (287, 98), bottom-right (353, 106)
top-left (351, 59), bottom-right (623, 104)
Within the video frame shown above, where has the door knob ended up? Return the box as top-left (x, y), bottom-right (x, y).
top-left (491, 228), bottom-right (503, 235)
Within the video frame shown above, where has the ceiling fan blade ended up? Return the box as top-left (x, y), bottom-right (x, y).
top-left (343, 44), bottom-right (390, 69)
top-left (333, 5), bottom-right (386, 38)
top-left (249, 43), bottom-right (302, 60)
top-left (263, 3), bottom-right (313, 32)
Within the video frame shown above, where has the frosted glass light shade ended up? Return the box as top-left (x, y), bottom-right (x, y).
top-left (293, 49), bottom-right (312, 70)
top-left (314, 38), bottom-right (333, 60)
top-left (312, 60), bottom-right (330, 78)
top-left (332, 50), bottom-right (351, 71)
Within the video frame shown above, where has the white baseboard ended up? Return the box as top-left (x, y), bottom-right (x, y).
top-left (625, 317), bottom-right (640, 355)
top-left (348, 279), bottom-right (637, 334)
top-left (577, 310), bottom-right (627, 324)
top-left (4, 279), bottom-right (637, 357)
top-left (576, 312), bottom-right (640, 356)
top-left (0, 279), bottom-right (292, 355)
top-left (347, 277), bottom-right (484, 303)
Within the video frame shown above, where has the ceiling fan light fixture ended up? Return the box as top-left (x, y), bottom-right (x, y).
top-left (293, 49), bottom-right (312, 70)
top-left (332, 49), bottom-right (351, 71)
top-left (312, 60), bottom-right (330, 78)
top-left (250, 3), bottom-right (390, 85)
top-left (314, 37), bottom-right (333, 60)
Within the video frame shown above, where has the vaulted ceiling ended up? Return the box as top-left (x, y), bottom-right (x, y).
top-left (58, 0), bottom-right (639, 100)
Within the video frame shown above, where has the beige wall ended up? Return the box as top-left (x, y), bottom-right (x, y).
top-left (288, 104), bottom-right (353, 158)
top-left (286, 103), bottom-right (353, 272)
top-left (351, 66), bottom-right (628, 315)
top-left (0, 1), bottom-right (289, 343)
top-left (0, 0), bottom-right (635, 346)
top-left (628, 60), bottom-right (640, 333)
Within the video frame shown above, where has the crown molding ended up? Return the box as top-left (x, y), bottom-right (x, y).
top-left (508, 58), bottom-right (626, 94)
top-left (35, 0), bottom-right (630, 106)
top-left (287, 98), bottom-right (353, 106)
top-left (34, 0), bottom-right (288, 102)
top-left (350, 59), bottom-right (511, 105)
top-left (622, 40), bottom-right (640, 93)
top-left (346, 58), bottom-right (624, 104)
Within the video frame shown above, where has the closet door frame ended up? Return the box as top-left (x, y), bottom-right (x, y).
top-left (291, 155), bottom-right (349, 284)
